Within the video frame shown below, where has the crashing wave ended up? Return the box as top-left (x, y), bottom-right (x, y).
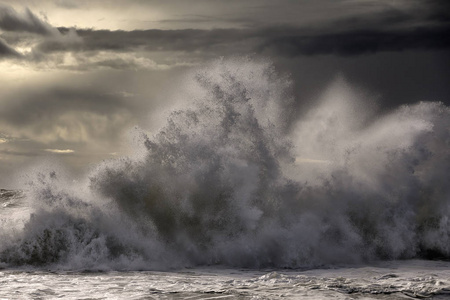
top-left (0, 58), bottom-right (449, 270)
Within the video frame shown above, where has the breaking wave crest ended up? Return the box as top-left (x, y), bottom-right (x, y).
top-left (0, 58), bottom-right (449, 270)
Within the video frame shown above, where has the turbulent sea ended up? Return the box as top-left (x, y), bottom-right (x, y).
top-left (0, 59), bottom-right (449, 299)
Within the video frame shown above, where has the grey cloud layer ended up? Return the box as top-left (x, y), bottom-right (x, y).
top-left (33, 20), bottom-right (450, 67)
top-left (64, 24), bottom-right (450, 57)
top-left (0, 80), bottom-right (138, 148)
top-left (0, 36), bottom-right (20, 57)
top-left (0, 2), bottom-right (448, 67)
top-left (3, 24), bottom-right (447, 68)
top-left (0, 4), bottom-right (79, 62)
top-left (0, 4), bottom-right (57, 35)
top-left (43, 0), bottom-right (450, 57)
top-left (0, 87), bottom-right (131, 126)
top-left (257, 25), bottom-right (450, 57)
top-left (0, 67), bottom-right (184, 149)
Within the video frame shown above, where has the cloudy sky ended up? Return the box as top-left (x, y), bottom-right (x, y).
top-left (0, 0), bottom-right (449, 188)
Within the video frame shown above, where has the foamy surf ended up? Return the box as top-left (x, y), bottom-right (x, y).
top-left (0, 260), bottom-right (449, 299)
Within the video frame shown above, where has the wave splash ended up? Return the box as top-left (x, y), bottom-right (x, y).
top-left (1, 58), bottom-right (449, 270)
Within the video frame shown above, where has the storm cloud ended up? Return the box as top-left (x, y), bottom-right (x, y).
top-left (0, 36), bottom-right (20, 57)
top-left (0, 0), bottom-right (449, 188)
top-left (258, 25), bottom-right (450, 57)
top-left (0, 4), bottom-right (57, 35)
top-left (0, 1), bottom-right (447, 71)
top-left (32, 14), bottom-right (450, 66)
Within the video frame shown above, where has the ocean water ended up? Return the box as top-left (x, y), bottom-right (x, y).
top-left (0, 260), bottom-right (449, 299)
top-left (0, 58), bottom-right (449, 299)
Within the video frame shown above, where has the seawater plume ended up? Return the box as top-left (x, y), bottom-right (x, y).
top-left (0, 58), bottom-right (449, 270)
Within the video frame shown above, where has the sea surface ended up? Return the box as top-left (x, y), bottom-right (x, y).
top-left (0, 59), bottom-right (449, 299)
top-left (1, 259), bottom-right (449, 299)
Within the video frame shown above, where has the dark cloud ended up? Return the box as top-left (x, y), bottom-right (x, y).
top-left (45, 22), bottom-right (450, 58)
top-left (29, 27), bottom-right (82, 58)
top-left (0, 4), bottom-right (57, 35)
top-left (38, 1), bottom-right (448, 58)
top-left (258, 25), bottom-right (450, 57)
top-left (0, 30), bottom-right (39, 47)
top-left (273, 49), bottom-right (450, 115)
top-left (0, 37), bottom-right (21, 57)
top-left (426, 0), bottom-right (450, 21)
top-left (0, 4), bottom-right (80, 62)
top-left (0, 2), bottom-right (446, 68)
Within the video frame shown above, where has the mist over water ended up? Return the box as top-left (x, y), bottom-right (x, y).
top-left (0, 58), bottom-right (449, 270)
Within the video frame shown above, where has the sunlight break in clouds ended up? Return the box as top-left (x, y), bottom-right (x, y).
top-left (44, 149), bottom-right (74, 154)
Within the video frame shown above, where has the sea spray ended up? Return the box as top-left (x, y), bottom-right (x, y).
top-left (0, 58), bottom-right (449, 270)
